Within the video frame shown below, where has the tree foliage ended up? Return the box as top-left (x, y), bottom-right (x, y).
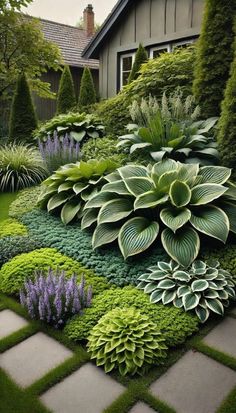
top-left (56, 65), bottom-right (76, 114)
top-left (78, 67), bottom-right (97, 108)
top-left (128, 43), bottom-right (148, 83)
top-left (9, 73), bottom-right (37, 141)
top-left (193, 0), bottom-right (235, 118)
top-left (0, 0), bottom-right (32, 10)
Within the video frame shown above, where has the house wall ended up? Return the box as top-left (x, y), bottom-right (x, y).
top-left (99, 0), bottom-right (204, 98)
top-left (34, 67), bottom-right (99, 121)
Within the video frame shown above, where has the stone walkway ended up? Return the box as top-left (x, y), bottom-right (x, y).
top-left (0, 307), bottom-right (236, 413)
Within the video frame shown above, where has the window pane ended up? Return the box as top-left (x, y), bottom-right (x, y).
top-left (153, 48), bottom-right (168, 58)
top-left (172, 42), bottom-right (191, 51)
top-left (122, 71), bottom-right (130, 86)
top-left (123, 56), bottom-right (133, 71)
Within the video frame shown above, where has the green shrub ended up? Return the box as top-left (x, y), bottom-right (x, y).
top-left (193, 0), bottom-right (235, 117)
top-left (0, 248), bottom-right (109, 295)
top-left (0, 219), bottom-right (27, 238)
top-left (88, 307), bottom-right (167, 376)
top-left (78, 67), bottom-right (97, 109)
top-left (128, 43), bottom-right (148, 84)
top-left (138, 260), bottom-right (236, 323)
top-left (9, 73), bottom-right (37, 142)
top-left (65, 286), bottom-right (199, 346)
top-left (203, 244), bottom-right (236, 280)
top-left (0, 236), bottom-right (43, 267)
top-left (38, 158), bottom-right (118, 225)
top-left (95, 94), bottom-right (132, 136)
top-left (9, 186), bottom-right (41, 218)
top-left (218, 36), bottom-right (236, 179)
top-left (0, 144), bottom-right (48, 192)
top-left (57, 65), bottom-right (76, 114)
top-left (84, 161), bottom-right (236, 267)
top-left (34, 112), bottom-right (104, 144)
top-left (21, 210), bottom-right (168, 286)
top-left (82, 136), bottom-right (128, 165)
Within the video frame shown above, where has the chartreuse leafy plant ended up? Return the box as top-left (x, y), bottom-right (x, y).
top-left (84, 160), bottom-right (236, 267)
top-left (87, 307), bottom-right (167, 376)
top-left (138, 260), bottom-right (236, 323)
top-left (38, 159), bottom-right (118, 225)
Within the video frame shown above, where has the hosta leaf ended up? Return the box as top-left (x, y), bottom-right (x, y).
top-left (205, 298), bottom-right (224, 315)
top-left (73, 182), bottom-right (89, 195)
top-left (173, 297), bottom-right (184, 308)
top-left (169, 180), bottom-right (191, 207)
top-left (177, 285), bottom-right (191, 297)
top-left (61, 201), bottom-right (81, 225)
top-left (92, 223), bottom-right (120, 249)
top-left (150, 289), bottom-right (163, 303)
top-left (134, 191), bottom-right (169, 210)
top-left (162, 289), bottom-right (177, 304)
top-left (102, 180), bottom-right (131, 195)
top-left (47, 193), bottom-right (68, 212)
top-left (204, 290), bottom-right (219, 299)
top-left (199, 166), bottom-right (231, 185)
top-left (160, 207), bottom-right (191, 232)
top-left (144, 282), bottom-right (158, 294)
top-left (130, 142), bottom-right (152, 153)
top-left (221, 202), bottom-right (236, 234)
top-left (190, 205), bottom-right (229, 243)
top-left (195, 307), bottom-right (210, 323)
top-left (157, 171), bottom-right (179, 191)
top-left (151, 159), bottom-right (178, 180)
top-left (118, 217), bottom-right (159, 259)
top-left (173, 270), bottom-right (191, 282)
top-left (161, 227), bottom-right (200, 267)
top-left (157, 261), bottom-right (174, 271)
top-left (177, 164), bottom-right (199, 184)
top-left (98, 199), bottom-right (133, 224)
top-left (191, 279), bottom-right (209, 292)
top-left (85, 191), bottom-right (117, 208)
top-left (148, 271), bottom-right (167, 281)
top-left (58, 182), bottom-right (73, 192)
top-left (81, 208), bottom-right (98, 229)
top-left (192, 260), bottom-right (206, 273)
top-left (119, 165), bottom-right (148, 179)
top-left (190, 184), bottom-right (227, 205)
top-left (183, 292), bottom-right (200, 311)
top-left (124, 177), bottom-right (154, 196)
top-left (157, 279), bottom-right (176, 289)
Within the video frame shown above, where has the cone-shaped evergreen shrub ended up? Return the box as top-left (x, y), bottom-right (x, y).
top-left (9, 73), bottom-right (37, 142)
top-left (56, 65), bottom-right (76, 114)
top-left (218, 36), bottom-right (236, 179)
top-left (78, 67), bottom-right (96, 108)
top-left (193, 0), bottom-right (235, 118)
top-left (128, 43), bottom-right (148, 83)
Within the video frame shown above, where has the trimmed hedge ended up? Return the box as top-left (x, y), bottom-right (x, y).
top-left (9, 186), bottom-right (41, 219)
top-left (0, 219), bottom-right (27, 238)
top-left (65, 286), bottom-right (199, 347)
top-left (0, 248), bottom-right (109, 295)
top-left (21, 210), bottom-right (168, 286)
top-left (0, 236), bottom-right (43, 267)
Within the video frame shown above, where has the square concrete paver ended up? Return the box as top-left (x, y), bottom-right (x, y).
top-left (0, 332), bottom-right (72, 387)
top-left (0, 309), bottom-right (28, 339)
top-left (41, 363), bottom-right (125, 413)
top-left (129, 402), bottom-right (157, 413)
top-left (203, 317), bottom-right (236, 358)
top-left (150, 351), bottom-right (236, 413)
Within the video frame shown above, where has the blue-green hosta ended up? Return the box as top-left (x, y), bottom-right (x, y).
top-left (87, 307), bottom-right (167, 376)
top-left (38, 159), bottom-right (118, 225)
top-left (84, 160), bottom-right (236, 267)
top-left (138, 260), bottom-right (236, 322)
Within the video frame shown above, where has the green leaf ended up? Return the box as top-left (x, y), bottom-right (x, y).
top-left (183, 292), bottom-right (200, 311)
top-left (177, 285), bottom-right (191, 297)
top-left (169, 180), bottom-right (191, 207)
top-left (92, 223), bottom-right (120, 249)
top-left (102, 180), bottom-right (131, 195)
top-left (157, 279), bottom-right (176, 289)
top-left (60, 201), bottom-right (81, 225)
top-left (98, 199), bottom-right (133, 224)
top-left (199, 166), bottom-right (231, 184)
top-left (162, 289), bottom-right (176, 305)
top-left (195, 307), bottom-right (210, 323)
top-left (118, 217), bottom-right (159, 259)
top-left (157, 171), bottom-right (179, 191)
top-left (70, 131), bottom-right (86, 142)
top-left (221, 202), bottom-right (236, 234)
top-left (148, 271), bottom-right (167, 281)
top-left (144, 282), bottom-right (158, 294)
top-left (205, 298), bottom-right (224, 315)
top-left (124, 177), bottom-right (154, 196)
top-left (190, 205), bottom-right (229, 243)
top-left (81, 208), bottom-right (98, 229)
top-left (151, 159), bottom-right (178, 181)
top-left (160, 207), bottom-right (191, 232)
top-left (150, 290), bottom-right (163, 303)
top-left (47, 193), bottom-right (68, 212)
top-left (85, 191), bottom-right (117, 209)
top-left (161, 227), bottom-right (200, 267)
top-left (190, 184), bottom-right (227, 205)
top-left (134, 191), bottom-right (169, 210)
top-left (58, 182), bottom-right (73, 192)
top-left (191, 280), bottom-right (209, 292)
top-left (173, 270), bottom-right (191, 282)
top-left (73, 182), bottom-right (89, 194)
top-left (119, 165), bottom-right (148, 179)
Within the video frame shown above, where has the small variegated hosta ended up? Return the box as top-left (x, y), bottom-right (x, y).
top-left (138, 260), bottom-right (236, 323)
top-left (84, 160), bottom-right (236, 267)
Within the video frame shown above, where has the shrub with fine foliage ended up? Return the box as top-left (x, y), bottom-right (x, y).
top-left (0, 219), bottom-right (27, 238)
top-left (0, 236), bottom-right (43, 267)
top-left (88, 307), bottom-right (167, 376)
top-left (128, 43), bottom-right (148, 83)
top-left (9, 186), bottom-right (41, 218)
top-left (56, 65), bottom-right (76, 114)
top-left (78, 67), bottom-right (97, 109)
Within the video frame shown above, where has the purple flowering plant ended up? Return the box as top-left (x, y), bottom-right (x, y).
top-left (20, 268), bottom-right (92, 328)
top-left (38, 133), bottom-right (81, 174)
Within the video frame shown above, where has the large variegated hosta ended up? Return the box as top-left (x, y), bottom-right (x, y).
top-left (38, 159), bottom-right (118, 225)
top-left (84, 160), bottom-right (236, 267)
top-left (137, 260), bottom-right (236, 322)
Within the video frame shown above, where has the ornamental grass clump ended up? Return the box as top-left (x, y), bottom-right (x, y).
top-left (38, 133), bottom-right (81, 174)
top-left (138, 260), bottom-right (236, 323)
top-left (87, 307), bottom-right (167, 376)
top-left (20, 269), bottom-right (92, 328)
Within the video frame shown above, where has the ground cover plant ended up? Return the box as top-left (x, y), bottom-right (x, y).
top-left (0, 235), bottom-right (43, 266)
top-left (9, 186), bottom-right (41, 218)
top-left (87, 307), bottom-right (167, 376)
top-left (138, 259), bottom-right (236, 322)
top-left (0, 218), bottom-right (27, 238)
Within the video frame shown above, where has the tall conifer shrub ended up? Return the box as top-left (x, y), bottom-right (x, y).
top-left (57, 65), bottom-right (76, 114)
top-left (78, 67), bottom-right (96, 108)
top-left (128, 43), bottom-right (148, 83)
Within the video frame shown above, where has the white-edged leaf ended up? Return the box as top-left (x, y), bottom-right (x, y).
top-left (195, 307), bottom-right (210, 323)
top-left (190, 184), bottom-right (227, 205)
top-left (124, 177), bottom-right (154, 196)
top-left (173, 270), bottom-right (191, 282)
top-left (157, 279), bottom-right (176, 289)
top-left (190, 205), bottom-right (229, 243)
top-left (191, 279), bottom-right (209, 292)
top-left (47, 193), bottom-right (68, 211)
top-left (183, 292), bottom-right (200, 311)
top-left (199, 166), bottom-right (231, 184)
top-left (98, 199), bottom-right (133, 224)
top-left (221, 202), bottom-right (236, 234)
top-left (58, 182), bottom-right (73, 192)
top-left (92, 223), bottom-right (120, 249)
top-left (150, 290), bottom-right (163, 303)
top-left (134, 191), bottom-right (169, 210)
top-left (148, 271), bottom-right (167, 281)
top-left (205, 298), bottom-right (224, 315)
top-left (118, 165), bottom-right (148, 179)
top-left (84, 191), bottom-right (118, 209)
top-left (73, 182), bottom-right (89, 195)
top-left (81, 208), bottom-right (98, 229)
top-left (160, 207), bottom-right (191, 232)
top-left (102, 180), bottom-right (131, 195)
top-left (169, 180), bottom-right (191, 207)
top-left (60, 201), bottom-right (81, 224)
top-left (162, 289), bottom-right (177, 304)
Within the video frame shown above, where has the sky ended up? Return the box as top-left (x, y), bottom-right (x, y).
top-left (22, 0), bottom-right (118, 26)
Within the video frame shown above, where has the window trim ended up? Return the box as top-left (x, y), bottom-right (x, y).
top-left (149, 44), bottom-right (171, 58)
top-left (171, 39), bottom-right (194, 51)
top-left (120, 52), bottom-right (135, 89)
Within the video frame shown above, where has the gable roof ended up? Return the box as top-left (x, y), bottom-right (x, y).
top-left (83, 0), bottom-right (131, 59)
top-left (39, 17), bottom-right (99, 70)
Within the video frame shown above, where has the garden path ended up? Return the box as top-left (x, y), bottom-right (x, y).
top-left (0, 306), bottom-right (236, 413)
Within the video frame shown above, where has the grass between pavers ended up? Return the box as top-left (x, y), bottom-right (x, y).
top-left (217, 385), bottom-right (236, 413)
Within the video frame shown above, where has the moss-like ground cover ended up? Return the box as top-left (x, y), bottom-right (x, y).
top-left (0, 192), bottom-right (17, 222)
